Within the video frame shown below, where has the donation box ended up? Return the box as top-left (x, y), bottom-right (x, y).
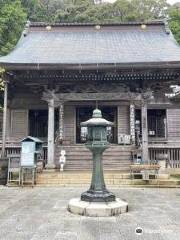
top-left (21, 136), bottom-right (43, 167)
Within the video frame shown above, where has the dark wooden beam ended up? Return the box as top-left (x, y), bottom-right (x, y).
top-left (42, 91), bottom-right (143, 102)
top-left (12, 69), bottom-right (180, 83)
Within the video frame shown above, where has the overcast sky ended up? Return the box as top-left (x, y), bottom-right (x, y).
top-left (106, 0), bottom-right (180, 4)
top-left (167, 0), bottom-right (180, 3)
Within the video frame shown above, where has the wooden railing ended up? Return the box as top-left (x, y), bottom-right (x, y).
top-left (149, 147), bottom-right (180, 168)
top-left (0, 145), bottom-right (48, 163)
top-left (5, 147), bottom-right (21, 156)
top-left (2, 144), bottom-right (180, 169)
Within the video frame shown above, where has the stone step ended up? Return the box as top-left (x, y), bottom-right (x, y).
top-left (56, 146), bottom-right (134, 152)
top-left (63, 161), bottom-right (130, 166)
top-left (55, 146), bottom-right (134, 151)
top-left (60, 153), bottom-right (131, 158)
top-left (37, 172), bottom-right (130, 179)
top-left (63, 161), bottom-right (131, 168)
top-left (56, 145), bottom-right (133, 148)
top-left (65, 159), bottom-right (130, 162)
top-left (54, 144), bottom-right (133, 171)
top-left (55, 153), bottom-right (131, 158)
top-left (57, 162), bottom-right (131, 171)
top-left (36, 172), bottom-right (180, 187)
top-left (64, 167), bottom-right (130, 171)
top-left (55, 151), bottom-right (132, 155)
top-left (61, 157), bottom-right (131, 161)
top-left (55, 151), bottom-right (133, 157)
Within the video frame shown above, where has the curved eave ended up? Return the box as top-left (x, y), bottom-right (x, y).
top-left (1, 61), bottom-right (180, 71)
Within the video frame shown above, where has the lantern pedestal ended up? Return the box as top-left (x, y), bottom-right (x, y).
top-left (68, 198), bottom-right (128, 217)
top-left (81, 190), bottom-right (115, 202)
top-left (81, 144), bottom-right (115, 202)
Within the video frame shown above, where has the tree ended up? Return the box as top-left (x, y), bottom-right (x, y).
top-left (112, 0), bottom-right (134, 22)
top-left (21, 0), bottom-right (66, 22)
top-left (130, 0), bottom-right (168, 21)
top-left (0, 0), bottom-right (27, 56)
top-left (54, 0), bottom-right (94, 23)
top-left (54, 0), bottom-right (169, 24)
top-left (169, 4), bottom-right (180, 44)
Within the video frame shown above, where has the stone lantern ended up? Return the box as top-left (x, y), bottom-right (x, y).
top-left (68, 109), bottom-right (128, 217)
top-left (80, 108), bottom-right (115, 202)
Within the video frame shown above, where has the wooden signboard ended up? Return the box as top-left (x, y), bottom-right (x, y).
top-left (21, 142), bottom-right (35, 167)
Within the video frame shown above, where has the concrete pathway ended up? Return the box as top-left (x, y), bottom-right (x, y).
top-left (0, 186), bottom-right (180, 240)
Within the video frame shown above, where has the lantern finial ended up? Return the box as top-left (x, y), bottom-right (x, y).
top-left (92, 108), bottom-right (102, 118)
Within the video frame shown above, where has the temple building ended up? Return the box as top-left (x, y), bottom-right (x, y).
top-left (0, 21), bottom-right (180, 171)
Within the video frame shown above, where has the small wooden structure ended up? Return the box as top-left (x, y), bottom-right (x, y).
top-left (21, 166), bottom-right (36, 187)
top-left (130, 164), bottom-right (160, 180)
top-left (21, 136), bottom-right (43, 167)
top-left (7, 156), bottom-right (21, 186)
top-left (20, 136), bottom-right (43, 186)
top-left (0, 21), bottom-right (180, 172)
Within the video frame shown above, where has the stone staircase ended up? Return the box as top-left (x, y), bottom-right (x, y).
top-left (36, 170), bottom-right (180, 187)
top-left (36, 171), bottom-right (130, 186)
top-left (54, 145), bottom-right (134, 171)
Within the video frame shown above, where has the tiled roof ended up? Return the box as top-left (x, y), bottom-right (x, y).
top-left (1, 21), bottom-right (180, 69)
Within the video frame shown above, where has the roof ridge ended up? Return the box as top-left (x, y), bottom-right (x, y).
top-left (29, 20), bottom-right (165, 28)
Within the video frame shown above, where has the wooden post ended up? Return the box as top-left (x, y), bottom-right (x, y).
top-left (141, 102), bottom-right (149, 163)
top-left (130, 103), bottom-right (135, 144)
top-left (59, 102), bottom-right (64, 144)
top-left (1, 80), bottom-right (8, 158)
top-left (46, 98), bottom-right (55, 169)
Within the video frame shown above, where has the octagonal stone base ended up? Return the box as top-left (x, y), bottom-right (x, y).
top-left (67, 198), bottom-right (128, 217)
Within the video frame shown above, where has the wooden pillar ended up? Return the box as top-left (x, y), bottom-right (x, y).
top-left (141, 102), bottom-right (149, 163)
top-left (6, 108), bottom-right (10, 138)
top-left (59, 102), bottom-right (64, 144)
top-left (1, 80), bottom-right (8, 158)
top-left (46, 99), bottom-right (55, 169)
top-left (130, 103), bottom-right (135, 144)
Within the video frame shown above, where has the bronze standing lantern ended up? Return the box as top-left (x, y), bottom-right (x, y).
top-left (81, 108), bottom-right (115, 202)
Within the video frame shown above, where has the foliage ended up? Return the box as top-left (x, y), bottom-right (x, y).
top-left (0, 0), bottom-right (27, 56)
top-left (168, 4), bottom-right (180, 44)
top-left (0, 68), bottom-right (5, 86)
top-left (54, 0), bottom-right (94, 23)
top-left (21, 0), bottom-right (66, 22)
top-left (130, 0), bottom-right (168, 21)
top-left (54, 0), bottom-right (169, 23)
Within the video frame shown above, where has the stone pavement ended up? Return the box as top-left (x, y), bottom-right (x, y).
top-left (0, 186), bottom-right (180, 240)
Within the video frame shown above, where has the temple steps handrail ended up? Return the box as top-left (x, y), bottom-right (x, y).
top-left (149, 147), bottom-right (180, 168)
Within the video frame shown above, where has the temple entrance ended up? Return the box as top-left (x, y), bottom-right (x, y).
top-left (29, 109), bottom-right (59, 140)
top-left (76, 106), bottom-right (117, 144)
top-left (29, 110), bottom-right (48, 138)
top-left (135, 109), bottom-right (167, 139)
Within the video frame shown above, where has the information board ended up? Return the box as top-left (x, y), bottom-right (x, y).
top-left (21, 142), bottom-right (35, 167)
